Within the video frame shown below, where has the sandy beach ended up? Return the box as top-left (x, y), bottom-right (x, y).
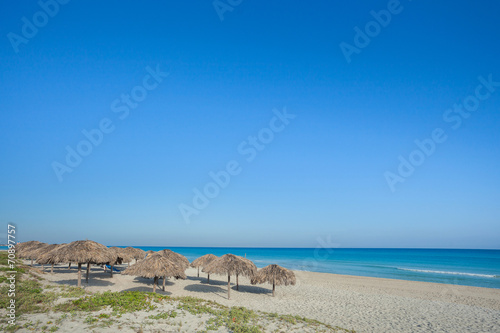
top-left (13, 262), bottom-right (500, 332)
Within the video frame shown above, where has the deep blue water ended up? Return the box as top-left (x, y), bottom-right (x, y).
top-left (5, 245), bottom-right (499, 289)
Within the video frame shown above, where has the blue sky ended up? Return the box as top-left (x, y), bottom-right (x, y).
top-left (1, 1), bottom-right (499, 248)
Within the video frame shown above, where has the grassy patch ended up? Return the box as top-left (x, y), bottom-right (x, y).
top-left (0, 277), bottom-right (59, 314)
top-left (0, 251), bottom-right (11, 265)
top-left (148, 310), bottom-right (178, 320)
top-left (176, 296), bottom-right (223, 316)
top-left (175, 297), bottom-right (260, 332)
top-left (59, 286), bottom-right (87, 298)
top-left (55, 291), bottom-right (164, 313)
top-left (0, 266), bottom-right (25, 274)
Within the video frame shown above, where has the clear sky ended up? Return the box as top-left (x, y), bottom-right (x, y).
top-left (1, 1), bottom-right (499, 248)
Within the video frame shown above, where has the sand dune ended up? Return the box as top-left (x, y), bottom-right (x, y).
top-left (32, 263), bottom-right (500, 332)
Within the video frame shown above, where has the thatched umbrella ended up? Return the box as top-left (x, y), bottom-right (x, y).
top-left (54, 240), bottom-right (115, 287)
top-left (19, 244), bottom-right (46, 265)
top-left (35, 243), bottom-right (74, 270)
top-left (157, 249), bottom-right (190, 270)
top-left (144, 250), bottom-right (156, 258)
top-left (33, 244), bottom-right (63, 272)
top-left (16, 240), bottom-right (44, 252)
top-left (122, 253), bottom-right (186, 292)
top-left (123, 247), bottom-right (146, 262)
top-left (202, 254), bottom-right (257, 299)
top-left (251, 264), bottom-right (296, 297)
top-left (109, 247), bottom-right (133, 265)
top-left (36, 244), bottom-right (66, 273)
top-left (101, 247), bottom-right (133, 277)
top-left (191, 254), bottom-right (217, 281)
top-left (134, 248), bottom-right (146, 258)
top-left (18, 241), bottom-right (47, 266)
top-left (235, 256), bottom-right (257, 291)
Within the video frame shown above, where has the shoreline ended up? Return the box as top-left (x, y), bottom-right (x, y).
top-left (294, 269), bottom-right (500, 291)
top-left (3, 248), bottom-right (499, 289)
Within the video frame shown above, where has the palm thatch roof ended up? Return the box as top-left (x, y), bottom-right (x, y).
top-left (144, 250), bottom-right (156, 258)
top-left (18, 241), bottom-right (47, 259)
top-left (157, 249), bottom-right (190, 270)
top-left (132, 247), bottom-right (146, 259)
top-left (123, 247), bottom-right (146, 260)
top-left (16, 240), bottom-right (44, 253)
top-left (19, 243), bottom-right (46, 259)
top-left (251, 264), bottom-right (296, 297)
top-left (36, 244), bottom-right (67, 273)
top-left (202, 254), bottom-right (257, 299)
top-left (122, 253), bottom-right (186, 292)
top-left (53, 240), bottom-right (116, 287)
top-left (191, 254), bottom-right (218, 279)
top-left (122, 253), bottom-right (186, 279)
top-left (251, 264), bottom-right (296, 286)
top-left (31, 243), bottom-right (58, 261)
top-left (191, 254), bottom-right (218, 268)
top-left (109, 247), bottom-right (133, 264)
top-left (240, 256), bottom-right (257, 271)
top-left (202, 254), bottom-right (256, 277)
top-left (54, 240), bottom-right (115, 264)
top-left (36, 244), bottom-right (66, 265)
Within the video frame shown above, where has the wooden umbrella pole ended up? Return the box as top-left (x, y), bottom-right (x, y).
top-left (153, 277), bottom-right (157, 293)
top-left (163, 276), bottom-right (166, 291)
top-left (236, 274), bottom-right (239, 290)
top-left (272, 280), bottom-right (276, 297)
top-left (77, 263), bottom-right (82, 287)
top-left (86, 263), bottom-right (90, 283)
top-left (51, 263), bottom-right (54, 273)
top-left (197, 266), bottom-right (199, 277)
top-left (227, 274), bottom-right (231, 300)
top-left (208, 273), bottom-right (210, 283)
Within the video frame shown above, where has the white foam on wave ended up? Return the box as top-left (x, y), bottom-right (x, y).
top-left (397, 268), bottom-right (498, 278)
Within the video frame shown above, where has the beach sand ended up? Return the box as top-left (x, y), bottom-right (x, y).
top-left (19, 263), bottom-right (500, 332)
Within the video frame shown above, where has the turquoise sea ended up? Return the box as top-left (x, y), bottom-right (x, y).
top-left (115, 247), bottom-right (500, 289)
top-left (6, 245), bottom-right (499, 289)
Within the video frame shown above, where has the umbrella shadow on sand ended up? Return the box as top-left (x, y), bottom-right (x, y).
top-left (132, 276), bottom-right (176, 287)
top-left (43, 268), bottom-right (75, 274)
top-left (186, 275), bottom-right (204, 282)
top-left (231, 284), bottom-right (270, 295)
top-left (121, 286), bottom-right (173, 296)
top-left (184, 283), bottom-right (226, 296)
top-left (52, 279), bottom-right (115, 287)
top-left (192, 278), bottom-right (227, 286)
top-left (43, 265), bottom-right (111, 277)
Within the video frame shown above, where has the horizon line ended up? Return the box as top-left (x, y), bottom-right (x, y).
top-left (105, 245), bottom-right (500, 250)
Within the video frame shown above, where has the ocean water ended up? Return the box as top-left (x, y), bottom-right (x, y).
top-left (116, 247), bottom-right (500, 289)
top-left (6, 245), bottom-right (499, 289)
